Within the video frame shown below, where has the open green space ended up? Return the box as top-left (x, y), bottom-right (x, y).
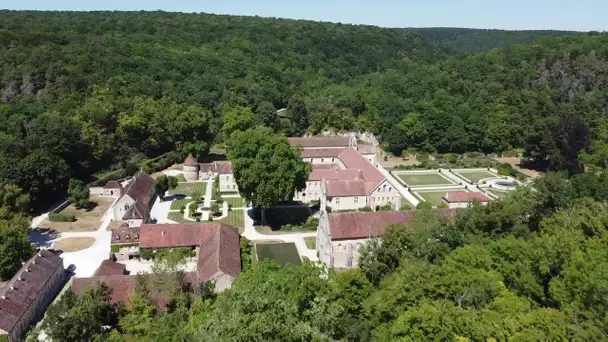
top-left (219, 209), bottom-right (245, 230)
top-left (167, 212), bottom-right (196, 224)
top-left (454, 170), bottom-right (498, 184)
top-left (305, 237), bottom-right (316, 249)
top-left (168, 182), bottom-right (207, 196)
top-left (417, 190), bottom-right (464, 207)
top-left (255, 242), bottom-right (301, 266)
top-left (396, 173), bottom-right (454, 187)
top-left (169, 198), bottom-right (190, 210)
top-left (225, 197), bottom-right (245, 208)
top-left (486, 189), bottom-right (509, 199)
top-left (175, 174), bottom-right (187, 182)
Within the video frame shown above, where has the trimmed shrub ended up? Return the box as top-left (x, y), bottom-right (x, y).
top-left (438, 202), bottom-right (449, 209)
top-left (400, 203), bottom-right (412, 210)
top-left (48, 212), bottom-right (76, 222)
top-left (358, 206), bottom-right (373, 212)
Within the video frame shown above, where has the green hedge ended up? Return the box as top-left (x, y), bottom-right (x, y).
top-left (48, 212), bottom-right (76, 222)
top-left (110, 243), bottom-right (138, 253)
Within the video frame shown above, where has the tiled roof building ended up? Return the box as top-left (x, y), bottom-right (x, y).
top-left (0, 250), bottom-right (65, 342)
top-left (111, 171), bottom-right (155, 227)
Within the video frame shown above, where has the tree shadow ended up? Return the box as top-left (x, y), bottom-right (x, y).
top-left (163, 194), bottom-right (186, 201)
top-left (83, 201), bottom-right (99, 212)
top-left (29, 228), bottom-right (61, 248)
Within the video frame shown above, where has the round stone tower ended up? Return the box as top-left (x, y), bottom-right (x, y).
top-left (183, 153), bottom-right (199, 182)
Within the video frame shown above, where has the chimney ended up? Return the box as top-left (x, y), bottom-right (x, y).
top-left (161, 231), bottom-right (166, 236)
top-left (18, 276), bottom-right (22, 281)
top-left (1, 295), bottom-right (6, 300)
top-left (10, 286), bottom-right (14, 290)
top-left (25, 268), bottom-right (30, 272)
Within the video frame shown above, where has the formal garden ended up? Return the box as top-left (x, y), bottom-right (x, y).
top-left (393, 171), bottom-right (456, 187)
top-left (452, 169), bottom-right (500, 184)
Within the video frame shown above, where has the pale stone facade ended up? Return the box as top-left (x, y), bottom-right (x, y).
top-left (182, 154), bottom-right (237, 192)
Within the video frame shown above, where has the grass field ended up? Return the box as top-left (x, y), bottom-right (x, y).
top-left (54, 237), bottom-right (96, 252)
top-left (396, 173), bottom-right (454, 187)
top-left (167, 211), bottom-right (197, 224)
top-left (225, 197), bottom-right (245, 208)
top-left (417, 190), bottom-right (464, 207)
top-left (454, 170), bottom-right (498, 183)
top-left (219, 209), bottom-right (245, 230)
top-left (305, 237), bottom-right (316, 249)
top-left (169, 198), bottom-right (190, 210)
top-left (169, 182), bottom-right (207, 196)
top-left (255, 242), bottom-right (301, 266)
top-left (38, 195), bottom-right (115, 232)
top-left (486, 189), bottom-right (509, 199)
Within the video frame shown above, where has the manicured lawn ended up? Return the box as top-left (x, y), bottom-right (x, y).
top-left (169, 198), bottom-right (190, 210)
top-left (417, 190), bottom-right (464, 207)
top-left (225, 197), bottom-right (245, 208)
top-left (167, 211), bottom-right (197, 224)
top-left (255, 242), bottom-right (301, 266)
top-left (454, 170), bottom-right (498, 184)
top-left (305, 237), bottom-right (316, 249)
top-left (168, 182), bottom-right (207, 196)
top-left (219, 209), bottom-right (245, 230)
top-left (486, 189), bottom-right (509, 199)
top-left (175, 174), bottom-right (187, 182)
top-left (396, 173), bottom-right (454, 187)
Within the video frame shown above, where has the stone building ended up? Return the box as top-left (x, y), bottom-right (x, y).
top-left (102, 181), bottom-right (123, 198)
top-left (442, 192), bottom-right (491, 208)
top-left (316, 209), bottom-right (457, 269)
top-left (111, 171), bottom-right (155, 227)
top-left (0, 250), bottom-right (65, 342)
top-left (182, 154), bottom-right (237, 192)
top-left (106, 223), bottom-right (242, 293)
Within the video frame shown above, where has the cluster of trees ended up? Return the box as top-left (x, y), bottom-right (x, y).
top-left (36, 172), bottom-right (608, 341)
top-left (0, 11), bottom-right (606, 208)
top-left (0, 184), bottom-right (35, 280)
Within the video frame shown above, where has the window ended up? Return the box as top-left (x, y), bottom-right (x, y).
top-left (389, 187), bottom-right (392, 192)
top-left (332, 158), bottom-right (335, 162)
top-left (321, 158), bottom-right (324, 162)
top-left (354, 197), bottom-right (358, 203)
top-left (335, 198), bottom-right (340, 204)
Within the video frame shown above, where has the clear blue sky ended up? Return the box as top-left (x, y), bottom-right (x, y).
top-left (2, 0), bottom-right (607, 31)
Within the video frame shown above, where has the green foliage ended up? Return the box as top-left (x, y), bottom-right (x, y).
top-left (416, 201), bottom-right (433, 210)
top-left (43, 285), bottom-right (117, 342)
top-left (377, 203), bottom-right (393, 211)
top-left (240, 237), bottom-right (252, 271)
top-left (0, 215), bottom-right (35, 280)
top-left (359, 206), bottom-right (373, 212)
top-left (438, 201), bottom-right (449, 208)
top-left (139, 248), bottom-right (154, 260)
top-left (48, 212), bottom-right (76, 222)
top-left (0, 184), bottom-right (30, 219)
top-left (67, 178), bottom-right (89, 209)
top-left (154, 175), bottom-right (178, 199)
top-left (399, 202), bottom-right (412, 210)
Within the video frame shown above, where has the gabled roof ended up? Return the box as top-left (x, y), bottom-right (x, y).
top-left (337, 148), bottom-right (385, 194)
top-left (183, 153), bottom-right (198, 167)
top-left (94, 260), bottom-right (127, 277)
top-left (325, 180), bottom-right (367, 197)
top-left (300, 148), bottom-right (346, 158)
top-left (111, 226), bottom-right (140, 244)
top-left (104, 181), bottom-right (122, 189)
top-left (309, 169), bottom-right (361, 181)
top-left (121, 171), bottom-right (155, 221)
top-left (139, 223), bottom-right (242, 282)
top-left (0, 250), bottom-right (63, 333)
top-left (312, 163), bottom-right (341, 170)
top-left (327, 209), bottom-right (458, 240)
top-left (443, 192), bottom-right (491, 203)
top-left (200, 162), bottom-right (233, 174)
top-left (288, 136), bottom-right (350, 148)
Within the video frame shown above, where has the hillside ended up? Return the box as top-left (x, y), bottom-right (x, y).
top-left (411, 27), bottom-right (584, 53)
top-left (0, 10), bottom-right (444, 206)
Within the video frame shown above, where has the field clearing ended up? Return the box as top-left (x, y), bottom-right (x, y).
top-left (169, 198), bottom-right (190, 210)
top-left (219, 210), bottom-right (245, 231)
top-left (254, 242), bottom-right (301, 266)
top-left (225, 197), bottom-right (245, 208)
top-left (54, 237), bottom-right (96, 252)
top-left (417, 190), bottom-right (464, 207)
top-left (396, 173), bottom-right (454, 187)
top-left (454, 170), bottom-right (498, 183)
top-left (168, 182), bottom-right (207, 196)
top-left (39, 196), bottom-right (114, 232)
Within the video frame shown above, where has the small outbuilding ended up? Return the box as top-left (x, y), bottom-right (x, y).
top-left (442, 192), bottom-right (491, 209)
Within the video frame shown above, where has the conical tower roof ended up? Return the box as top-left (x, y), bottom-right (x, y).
top-left (183, 153), bottom-right (198, 167)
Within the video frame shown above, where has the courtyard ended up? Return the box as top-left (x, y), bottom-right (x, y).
top-left (168, 181), bottom-right (207, 196)
top-left (38, 195), bottom-right (115, 232)
top-left (395, 172), bottom-right (456, 187)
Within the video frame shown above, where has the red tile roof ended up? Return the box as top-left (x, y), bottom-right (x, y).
top-left (312, 163), bottom-right (341, 170)
top-left (200, 162), bottom-right (233, 174)
top-left (71, 273), bottom-right (197, 310)
top-left (300, 148), bottom-right (346, 158)
top-left (104, 181), bottom-right (122, 189)
top-left (0, 250), bottom-right (64, 333)
top-left (443, 192), bottom-right (491, 203)
top-left (94, 260), bottom-right (127, 277)
top-left (183, 153), bottom-right (198, 167)
top-left (337, 148), bottom-right (384, 193)
top-left (288, 136), bottom-right (350, 148)
top-left (328, 209), bottom-right (458, 240)
top-left (139, 223), bottom-right (241, 281)
top-left (111, 226), bottom-right (140, 244)
top-left (325, 180), bottom-right (367, 197)
top-left (309, 169), bottom-right (361, 181)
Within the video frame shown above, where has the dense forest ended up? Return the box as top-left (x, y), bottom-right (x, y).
top-left (37, 172), bottom-right (608, 341)
top-left (411, 27), bottom-right (583, 53)
top-left (0, 10), bottom-right (606, 206)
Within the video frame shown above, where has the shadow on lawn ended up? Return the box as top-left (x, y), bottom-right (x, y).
top-left (29, 228), bottom-right (61, 248)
